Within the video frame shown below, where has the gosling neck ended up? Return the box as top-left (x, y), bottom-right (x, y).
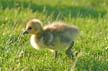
top-left (32, 29), bottom-right (44, 38)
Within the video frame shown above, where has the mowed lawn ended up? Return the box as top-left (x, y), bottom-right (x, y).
top-left (0, 0), bottom-right (108, 71)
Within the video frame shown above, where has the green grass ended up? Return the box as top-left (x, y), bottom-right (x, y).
top-left (0, 0), bottom-right (108, 71)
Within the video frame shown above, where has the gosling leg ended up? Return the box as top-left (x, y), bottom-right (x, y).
top-left (54, 50), bottom-right (58, 58)
top-left (66, 41), bottom-right (74, 59)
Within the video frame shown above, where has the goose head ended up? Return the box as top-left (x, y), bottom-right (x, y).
top-left (23, 19), bottom-right (43, 35)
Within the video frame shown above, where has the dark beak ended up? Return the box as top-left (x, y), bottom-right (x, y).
top-left (23, 30), bottom-right (28, 35)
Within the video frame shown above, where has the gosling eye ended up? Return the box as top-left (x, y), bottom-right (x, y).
top-left (28, 27), bottom-right (32, 30)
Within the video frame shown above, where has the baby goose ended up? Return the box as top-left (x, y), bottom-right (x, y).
top-left (23, 19), bottom-right (79, 59)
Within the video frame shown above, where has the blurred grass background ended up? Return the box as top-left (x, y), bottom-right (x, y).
top-left (0, 0), bottom-right (108, 71)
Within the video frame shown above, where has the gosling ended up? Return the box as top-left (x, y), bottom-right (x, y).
top-left (23, 19), bottom-right (79, 59)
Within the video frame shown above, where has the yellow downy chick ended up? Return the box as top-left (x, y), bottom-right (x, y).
top-left (23, 19), bottom-right (79, 59)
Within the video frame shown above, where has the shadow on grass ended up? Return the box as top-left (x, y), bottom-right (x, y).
top-left (0, 0), bottom-right (107, 19)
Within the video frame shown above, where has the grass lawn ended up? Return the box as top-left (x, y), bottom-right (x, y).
top-left (0, 0), bottom-right (108, 71)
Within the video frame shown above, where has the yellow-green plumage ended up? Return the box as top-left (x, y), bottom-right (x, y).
top-left (23, 19), bottom-right (79, 59)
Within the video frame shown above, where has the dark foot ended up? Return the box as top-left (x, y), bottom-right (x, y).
top-left (66, 49), bottom-right (73, 59)
top-left (54, 51), bottom-right (58, 59)
top-left (66, 41), bottom-right (74, 59)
